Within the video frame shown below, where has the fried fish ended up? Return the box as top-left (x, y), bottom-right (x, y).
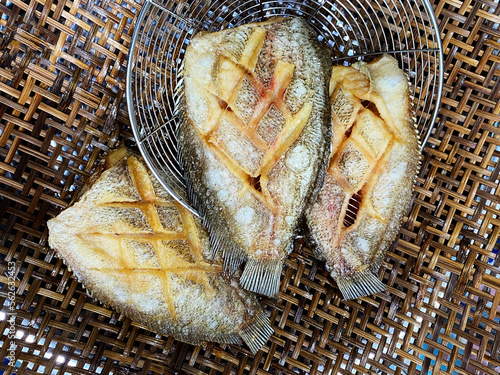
top-left (306, 55), bottom-right (421, 300)
top-left (47, 149), bottom-right (273, 353)
top-left (179, 17), bottom-right (331, 297)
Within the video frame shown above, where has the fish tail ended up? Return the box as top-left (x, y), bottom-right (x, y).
top-left (240, 258), bottom-right (282, 298)
top-left (335, 270), bottom-right (387, 301)
top-left (239, 311), bottom-right (274, 354)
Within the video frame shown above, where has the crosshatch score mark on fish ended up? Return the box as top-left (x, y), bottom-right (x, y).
top-left (306, 55), bottom-right (421, 300)
top-left (196, 38), bottom-right (311, 209)
top-left (81, 157), bottom-right (219, 320)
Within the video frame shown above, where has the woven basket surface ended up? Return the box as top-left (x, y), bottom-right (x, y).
top-left (0, 0), bottom-right (499, 374)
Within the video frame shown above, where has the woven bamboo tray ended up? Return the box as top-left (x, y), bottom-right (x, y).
top-left (0, 0), bottom-right (499, 374)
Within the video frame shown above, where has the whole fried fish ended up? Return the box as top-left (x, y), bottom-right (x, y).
top-left (47, 149), bottom-right (273, 353)
top-left (179, 17), bottom-right (331, 297)
top-left (306, 55), bottom-right (421, 300)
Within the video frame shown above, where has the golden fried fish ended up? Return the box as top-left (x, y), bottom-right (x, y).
top-left (306, 55), bottom-right (421, 300)
top-left (179, 17), bottom-right (331, 297)
top-left (47, 149), bottom-right (273, 353)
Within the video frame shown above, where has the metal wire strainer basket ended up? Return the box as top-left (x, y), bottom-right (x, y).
top-left (126, 0), bottom-right (443, 214)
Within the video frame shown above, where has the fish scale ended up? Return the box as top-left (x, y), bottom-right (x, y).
top-left (179, 17), bottom-right (331, 297)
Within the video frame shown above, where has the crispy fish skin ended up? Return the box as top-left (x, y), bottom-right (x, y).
top-left (47, 150), bottom-right (273, 354)
top-left (179, 17), bottom-right (331, 297)
top-left (306, 55), bottom-right (421, 300)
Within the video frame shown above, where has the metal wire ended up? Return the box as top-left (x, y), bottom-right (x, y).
top-left (126, 0), bottom-right (444, 214)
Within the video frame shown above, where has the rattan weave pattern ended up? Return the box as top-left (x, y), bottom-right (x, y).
top-left (0, 0), bottom-right (499, 374)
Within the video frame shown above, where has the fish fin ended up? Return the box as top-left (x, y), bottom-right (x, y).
top-left (335, 270), bottom-right (387, 300)
top-left (239, 311), bottom-right (274, 354)
top-left (208, 226), bottom-right (245, 274)
top-left (240, 258), bottom-right (282, 298)
top-left (221, 239), bottom-right (246, 276)
top-left (178, 121), bottom-right (247, 272)
top-left (186, 173), bottom-right (246, 274)
top-left (212, 333), bottom-right (241, 346)
top-left (369, 251), bottom-right (386, 275)
top-left (186, 175), bottom-right (246, 274)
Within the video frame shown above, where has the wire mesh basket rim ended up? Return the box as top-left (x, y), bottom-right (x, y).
top-left (126, 0), bottom-right (444, 215)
